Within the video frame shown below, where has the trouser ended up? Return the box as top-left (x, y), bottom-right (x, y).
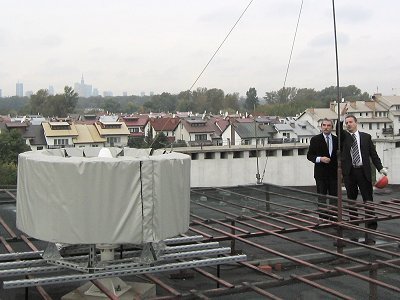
top-left (343, 167), bottom-right (377, 230)
top-left (315, 178), bottom-right (338, 217)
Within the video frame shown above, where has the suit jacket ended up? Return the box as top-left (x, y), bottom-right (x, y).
top-left (337, 121), bottom-right (383, 182)
top-left (307, 133), bottom-right (338, 180)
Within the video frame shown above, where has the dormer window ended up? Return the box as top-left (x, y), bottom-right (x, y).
top-left (49, 122), bottom-right (71, 130)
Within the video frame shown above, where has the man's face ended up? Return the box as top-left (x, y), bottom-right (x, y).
top-left (345, 116), bottom-right (358, 133)
top-left (321, 121), bottom-right (333, 135)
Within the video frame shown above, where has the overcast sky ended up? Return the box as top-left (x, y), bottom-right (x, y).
top-left (0, 0), bottom-right (399, 97)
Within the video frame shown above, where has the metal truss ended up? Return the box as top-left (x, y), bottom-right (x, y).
top-left (1, 184), bottom-right (400, 299)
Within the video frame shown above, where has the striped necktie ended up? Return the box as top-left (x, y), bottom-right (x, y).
top-left (351, 133), bottom-right (361, 166)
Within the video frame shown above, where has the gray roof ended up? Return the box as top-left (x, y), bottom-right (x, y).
top-left (274, 123), bottom-right (294, 131)
top-left (292, 121), bottom-right (320, 137)
top-left (22, 125), bottom-right (47, 146)
top-left (235, 123), bottom-right (275, 138)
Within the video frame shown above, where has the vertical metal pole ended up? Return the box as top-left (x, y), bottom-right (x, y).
top-left (369, 268), bottom-right (378, 300)
top-left (88, 244), bottom-right (96, 273)
top-left (332, 0), bottom-right (344, 253)
top-left (231, 220), bottom-right (236, 254)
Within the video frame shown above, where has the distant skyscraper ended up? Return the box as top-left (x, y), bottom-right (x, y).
top-left (16, 82), bottom-right (24, 97)
top-left (48, 85), bottom-right (55, 96)
top-left (103, 91), bottom-right (113, 97)
top-left (74, 75), bottom-right (92, 98)
top-left (93, 88), bottom-right (99, 97)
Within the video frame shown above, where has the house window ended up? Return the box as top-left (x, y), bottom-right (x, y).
top-left (54, 138), bottom-right (68, 145)
top-left (266, 150), bottom-right (277, 156)
top-left (298, 148), bottom-right (307, 155)
top-left (107, 137), bottom-right (121, 145)
top-left (282, 149), bottom-right (293, 156)
top-left (369, 123), bottom-right (372, 130)
top-left (195, 134), bottom-right (207, 141)
top-left (233, 151), bottom-right (243, 159)
top-left (377, 123), bottom-right (380, 129)
top-left (205, 152), bottom-right (215, 159)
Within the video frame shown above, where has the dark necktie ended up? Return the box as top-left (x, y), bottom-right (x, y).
top-left (326, 136), bottom-right (330, 156)
top-left (351, 133), bottom-right (361, 166)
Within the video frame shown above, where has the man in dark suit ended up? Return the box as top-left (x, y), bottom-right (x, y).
top-left (307, 118), bottom-right (338, 219)
top-left (337, 103), bottom-right (388, 243)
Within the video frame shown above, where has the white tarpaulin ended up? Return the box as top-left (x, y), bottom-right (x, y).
top-left (16, 149), bottom-right (191, 244)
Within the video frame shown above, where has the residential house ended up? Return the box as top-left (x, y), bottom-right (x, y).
top-left (22, 125), bottom-right (47, 150)
top-left (297, 107), bottom-right (338, 131)
top-left (298, 100), bottom-right (392, 139)
top-left (42, 121), bottom-right (79, 148)
top-left (120, 115), bottom-right (150, 138)
top-left (273, 123), bottom-right (297, 142)
top-left (290, 120), bottom-right (320, 144)
top-left (234, 122), bottom-right (275, 146)
top-left (4, 121), bottom-right (28, 135)
top-left (213, 117), bottom-right (232, 146)
top-left (73, 124), bottom-right (106, 148)
top-left (333, 100), bottom-right (391, 139)
top-left (94, 121), bottom-right (130, 147)
top-left (177, 117), bottom-right (216, 146)
top-left (373, 94), bottom-right (400, 136)
top-left (149, 117), bottom-right (180, 144)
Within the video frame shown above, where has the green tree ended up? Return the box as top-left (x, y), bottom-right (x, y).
top-left (151, 132), bottom-right (169, 149)
top-left (0, 162), bottom-right (18, 185)
top-left (244, 87), bottom-right (259, 110)
top-left (0, 130), bottom-right (30, 185)
top-left (0, 130), bottom-right (30, 165)
top-left (30, 89), bottom-right (48, 115)
top-left (224, 93), bottom-right (240, 111)
top-left (63, 86), bottom-right (79, 114)
top-left (102, 99), bottom-right (121, 113)
top-left (205, 88), bottom-right (224, 113)
top-left (127, 136), bottom-right (147, 148)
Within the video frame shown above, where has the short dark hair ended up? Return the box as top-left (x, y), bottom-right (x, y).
top-left (345, 115), bottom-right (357, 123)
top-left (321, 118), bottom-right (333, 126)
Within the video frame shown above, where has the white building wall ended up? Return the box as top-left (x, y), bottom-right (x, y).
top-left (374, 140), bottom-right (400, 185)
top-left (45, 136), bottom-right (74, 147)
top-left (186, 148), bottom-right (314, 187)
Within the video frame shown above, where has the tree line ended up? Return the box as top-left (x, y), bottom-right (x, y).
top-left (0, 84), bottom-right (370, 118)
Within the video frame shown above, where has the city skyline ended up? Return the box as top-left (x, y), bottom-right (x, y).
top-left (1, 1), bottom-right (400, 97)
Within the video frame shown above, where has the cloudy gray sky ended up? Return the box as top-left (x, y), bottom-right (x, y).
top-left (0, 0), bottom-right (399, 97)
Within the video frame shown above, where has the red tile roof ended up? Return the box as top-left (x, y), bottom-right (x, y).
top-left (150, 117), bottom-right (180, 131)
top-left (181, 118), bottom-right (217, 133)
top-left (121, 115), bottom-right (149, 126)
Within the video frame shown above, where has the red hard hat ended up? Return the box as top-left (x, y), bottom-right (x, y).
top-left (375, 176), bottom-right (388, 189)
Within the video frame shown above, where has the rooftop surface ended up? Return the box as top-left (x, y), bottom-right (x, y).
top-left (1, 184), bottom-right (400, 299)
